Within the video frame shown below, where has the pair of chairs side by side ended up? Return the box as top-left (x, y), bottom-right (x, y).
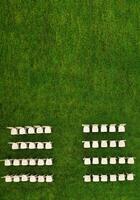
top-left (7, 125), bottom-right (52, 135)
top-left (83, 173), bottom-right (135, 182)
top-left (82, 140), bottom-right (126, 148)
top-left (82, 124), bottom-right (126, 133)
top-left (2, 175), bottom-right (53, 183)
top-left (83, 157), bottom-right (135, 165)
top-left (1, 158), bottom-right (53, 166)
top-left (9, 142), bottom-right (53, 150)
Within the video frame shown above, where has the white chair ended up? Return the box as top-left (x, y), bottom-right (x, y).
top-left (109, 157), bottom-right (117, 164)
top-left (25, 126), bottom-right (35, 134)
top-left (13, 175), bottom-right (20, 182)
top-left (34, 126), bottom-right (43, 134)
top-left (101, 140), bottom-right (108, 148)
top-left (82, 124), bottom-right (90, 133)
top-left (37, 142), bottom-right (44, 149)
top-left (20, 142), bottom-right (28, 149)
top-left (4, 159), bottom-right (12, 166)
top-left (21, 175), bottom-right (28, 182)
top-left (83, 175), bottom-right (91, 182)
top-left (29, 142), bottom-right (36, 149)
top-left (45, 142), bottom-right (52, 149)
top-left (92, 175), bottom-right (100, 182)
top-left (109, 140), bottom-right (117, 148)
top-left (92, 157), bottom-right (99, 165)
top-left (118, 124), bottom-right (126, 132)
top-left (43, 126), bottom-right (52, 134)
top-left (110, 174), bottom-right (117, 182)
top-left (127, 157), bottom-right (135, 164)
top-left (109, 124), bottom-right (116, 132)
top-left (4, 175), bottom-right (13, 182)
top-left (92, 141), bottom-right (99, 148)
top-left (92, 124), bottom-right (99, 133)
top-left (46, 175), bottom-right (53, 183)
top-left (29, 175), bottom-right (37, 182)
top-left (45, 158), bottom-right (53, 166)
top-left (16, 127), bottom-right (26, 135)
top-left (127, 173), bottom-right (134, 181)
top-left (118, 157), bottom-right (126, 164)
top-left (38, 175), bottom-right (45, 182)
top-left (29, 159), bottom-right (36, 166)
top-left (13, 159), bottom-right (20, 166)
top-left (118, 140), bottom-right (126, 148)
top-left (7, 127), bottom-right (18, 135)
top-left (101, 158), bottom-right (108, 165)
top-left (10, 142), bottom-right (19, 150)
top-left (82, 141), bottom-right (91, 148)
top-left (21, 159), bottom-right (28, 166)
top-left (37, 159), bottom-right (45, 166)
top-left (83, 158), bottom-right (91, 165)
top-left (118, 174), bottom-right (125, 181)
top-left (101, 124), bottom-right (108, 132)
top-left (101, 175), bottom-right (108, 182)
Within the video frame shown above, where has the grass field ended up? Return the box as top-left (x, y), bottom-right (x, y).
top-left (0, 0), bottom-right (140, 199)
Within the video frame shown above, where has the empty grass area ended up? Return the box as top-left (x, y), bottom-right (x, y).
top-left (0, 0), bottom-right (140, 200)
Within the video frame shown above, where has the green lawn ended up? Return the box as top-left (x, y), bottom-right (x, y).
top-left (0, 0), bottom-right (140, 199)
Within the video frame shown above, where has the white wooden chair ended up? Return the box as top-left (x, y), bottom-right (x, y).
top-left (101, 175), bottom-right (108, 182)
top-left (82, 124), bottom-right (90, 133)
top-left (43, 126), bottom-right (52, 134)
top-left (118, 157), bottom-right (126, 164)
top-left (101, 158), bottom-right (108, 165)
top-left (118, 174), bottom-right (125, 181)
top-left (92, 175), bottom-right (100, 182)
top-left (4, 159), bottom-right (12, 166)
top-left (44, 142), bottom-right (52, 149)
top-left (118, 124), bottom-right (126, 132)
top-left (127, 157), bottom-right (135, 164)
top-left (29, 159), bottom-right (36, 166)
top-left (29, 175), bottom-right (37, 182)
top-left (109, 157), bottom-right (117, 164)
top-left (20, 142), bottom-right (28, 149)
top-left (92, 124), bottom-right (99, 133)
top-left (45, 158), bottom-right (53, 166)
top-left (28, 142), bottom-right (36, 149)
top-left (38, 175), bottom-right (45, 182)
top-left (109, 140), bottom-right (117, 148)
top-left (109, 124), bottom-right (116, 132)
top-left (126, 173), bottom-right (134, 181)
top-left (101, 140), bottom-right (108, 148)
top-left (83, 158), bottom-right (91, 165)
top-left (46, 175), bottom-right (53, 183)
top-left (37, 159), bottom-right (45, 166)
top-left (37, 142), bottom-right (44, 149)
top-left (21, 175), bottom-right (28, 182)
top-left (34, 125), bottom-right (43, 134)
top-left (101, 124), bottom-right (108, 132)
top-left (83, 175), bottom-right (91, 182)
top-left (9, 142), bottom-right (19, 150)
top-left (13, 159), bottom-right (20, 166)
top-left (110, 174), bottom-right (117, 182)
top-left (21, 159), bottom-right (28, 166)
top-left (25, 126), bottom-right (35, 134)
top-left (92, 141), bottom-right (99, 148)
top-left (16, 127), bottom-right (26, 135)
top-left (82, 141), bottom-right (91, 148)
top-left (4, 175), bottom-right (13, 182)
top-left (92, 157), bottom-right (99, 165)
top-left (13, 175), bottom-right (20, 182)
top-left (7, 127), bottom-right (18, 135)
top-left (118, 140), bottom-right (126, 148)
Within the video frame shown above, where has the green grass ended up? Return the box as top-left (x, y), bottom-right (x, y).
top-left (0, 0), bottom-right (140, 199)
